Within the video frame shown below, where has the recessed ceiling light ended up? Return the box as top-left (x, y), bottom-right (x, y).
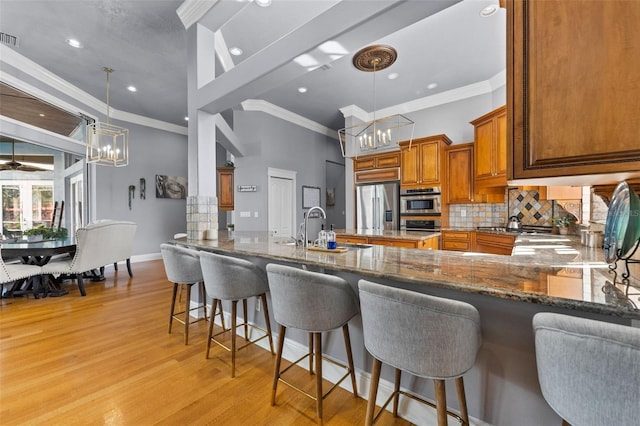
top-left (255, 0), bottom-right (271, 7)
top-left (39, 113), bottom-right (46, 117)
top-left (480, 4), bottom-right (498, 17)
top-left (127, 86), bottom-right (137, 92)
top-left (298, 87), bottom-right (307, 93)
top-left (184, 116), bottom-right (189, 121)
top-left (387, 73), bottom-right (399, 80)
top-left (229, 47), bottom-right (243, 56)
top-left (427, 83), bottom-right (438, 90)
top-left (65, 38), bottom-right (83, 48)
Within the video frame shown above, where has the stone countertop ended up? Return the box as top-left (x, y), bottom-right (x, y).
top-left (174, 231), bottom-right (640, 319)
top-left (335, 229), bottom-right (440, 240)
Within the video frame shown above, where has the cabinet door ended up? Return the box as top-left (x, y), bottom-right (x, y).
top-left (418, 141), bottom-right (440, 185)
top-left (400, 145), bottom-right (420, 186)
top-left (508, 0), bottom-right (640, 181)
top-left (445, 143), bottom-right (474, 204)
top-left (495, 109), bottom-right (507, 177)
top-left (217, 167), bottom-right (234, 210)
top-left (354, 156), bottom-right (376, 171)
top-left (474, 119), bottom-right (494, 180)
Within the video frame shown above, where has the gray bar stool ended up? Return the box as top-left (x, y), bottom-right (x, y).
top-left (358, 279), bottom-right (481, 426)
top-left (160, 243), bottom-right (215, 345)
top-left (266, 263), bottom-right (359, 425)
top-left (533, 312), bottom-right (640, 426)
top-left (199, 251), bottom-right (274, 378)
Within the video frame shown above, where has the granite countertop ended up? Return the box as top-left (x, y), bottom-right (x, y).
top-left (174, 231), bottom-right (640, 319)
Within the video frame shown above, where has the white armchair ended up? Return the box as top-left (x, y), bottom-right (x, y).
top-left (42, 220), bottom-right (137, 296)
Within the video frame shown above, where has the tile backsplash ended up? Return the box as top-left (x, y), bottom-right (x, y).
top-left (448, 188), bottom-right (574, 228)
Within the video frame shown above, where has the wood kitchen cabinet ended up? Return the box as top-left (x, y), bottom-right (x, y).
top-left (336, 234), bottom-right (439, 250)
top-left (354, 151), bottom-right (401, 184)
top-left (441, 230), bottom-right (474, 252)
top-left (474, 232), bottom-right (515, 256)
top-left (216, 166), bottom-right (234, 211)
top-left (472, 105), bottom-right (507, 188)
top-left (507, 0), bottom-right (640, 183)
top-left (354, 151), bottom-right (400, 171)
top-left (445, 143), bottom-right (474, 204)
top-left (399, 134), bottom-right (452, 188)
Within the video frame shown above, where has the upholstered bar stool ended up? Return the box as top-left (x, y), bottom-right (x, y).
top-left (160, 243), bottom-right (213, 345)
top-left (358, 279), bottom-right (481, 426)
top-left (199, 251), bottom-right (274, 378)
top-left (533, 312), bottom-right (640, 426)
top-left (266, 263), bottom-right (359, 425)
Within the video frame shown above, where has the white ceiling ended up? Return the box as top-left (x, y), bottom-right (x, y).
top-left (0, 0), bottom-right (505, 132)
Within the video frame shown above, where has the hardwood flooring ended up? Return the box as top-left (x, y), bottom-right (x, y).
top-left (0, 260), bottom-right (411, 425)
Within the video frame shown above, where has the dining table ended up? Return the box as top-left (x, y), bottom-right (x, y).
top-left (1, 237), bottom-right (76, 297)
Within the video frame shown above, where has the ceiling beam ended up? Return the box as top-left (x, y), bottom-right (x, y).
top-left (196, 0), bottom-right (459, 116)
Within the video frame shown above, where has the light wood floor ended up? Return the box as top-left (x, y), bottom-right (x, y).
top-left (0, 260), bottom-right (411, 425)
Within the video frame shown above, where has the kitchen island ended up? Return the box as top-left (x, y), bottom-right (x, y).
top-left (172, 231), bottom-right (638, 425)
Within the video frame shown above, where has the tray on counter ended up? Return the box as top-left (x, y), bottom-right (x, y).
top-left (307, 246), bottom-right (348, 253)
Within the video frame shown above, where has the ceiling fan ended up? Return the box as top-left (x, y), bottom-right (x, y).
top-left (0, 139), bottom-right (49, 172)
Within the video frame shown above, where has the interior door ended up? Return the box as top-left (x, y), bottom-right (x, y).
top-left (268, 176), bottom-right (294, 238)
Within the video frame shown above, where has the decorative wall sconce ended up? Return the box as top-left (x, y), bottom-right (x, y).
top-left (128, 185), bottom-right (135, 210)
top-left (140, 178), bottom-right (146, 200)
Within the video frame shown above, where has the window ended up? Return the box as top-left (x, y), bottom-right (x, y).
top-left (0, 180), bottom-right (54, 237)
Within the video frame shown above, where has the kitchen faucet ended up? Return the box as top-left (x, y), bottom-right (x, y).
top-left (303, 206), bottom-right (326, 248)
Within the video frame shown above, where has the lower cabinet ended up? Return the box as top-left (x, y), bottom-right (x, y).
top-left (336, 235), bottom-right (439, 250)
top-left (474, 232), bottom-right (515, 256)
top-left (441, 230), bottom-right (474, 252)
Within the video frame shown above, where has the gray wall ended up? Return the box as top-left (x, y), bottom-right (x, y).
top-left (232, 110), bottom-right (343, 233)
top-left (95, 118), bottom-right (188, 255)
top-left (406, 90), bottom-right (506, 144)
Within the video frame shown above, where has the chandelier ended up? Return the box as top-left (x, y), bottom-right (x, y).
top-left (338, 45), bottom-right (414, 158)
top-left (86, 67), bottom-right (129, 167)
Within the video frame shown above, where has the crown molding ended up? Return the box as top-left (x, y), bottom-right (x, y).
top-left (339, 69), bottom-right (507, 120)
top-left (242, 99), bottom-right (338, 140)
top-left (177, 0), bottom-right (219, 29)
top-left (1, 45), bottom-right (187, 135)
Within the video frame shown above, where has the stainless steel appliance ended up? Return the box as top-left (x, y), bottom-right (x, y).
top-left (400, 187), bottom-right (441, 215)
top-left (356, 181), bottom-right (399, 231)
top-left (401, 218), bottom-right (441, 231)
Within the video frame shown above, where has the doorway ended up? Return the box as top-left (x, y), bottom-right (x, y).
top-left (268, 168), bottom-right (296, 239)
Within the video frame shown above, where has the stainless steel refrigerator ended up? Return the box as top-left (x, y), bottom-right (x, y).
top-left (356, 181), bottom-right (400, 231)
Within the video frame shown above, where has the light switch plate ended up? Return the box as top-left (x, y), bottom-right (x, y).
top-left (240, 211), bottom-right (250, 218)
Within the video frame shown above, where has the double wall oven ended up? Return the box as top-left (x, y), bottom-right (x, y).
top-left (400, 186), bottom-right (441, 231)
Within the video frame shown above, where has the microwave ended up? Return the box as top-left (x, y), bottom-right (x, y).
top-left (400, 187), bottom-right (441, 215)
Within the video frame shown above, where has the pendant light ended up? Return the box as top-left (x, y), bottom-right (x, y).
top-left (86, 67), bottom-right (129, 167)
top-left (338, 45), bottom-right (414, 158)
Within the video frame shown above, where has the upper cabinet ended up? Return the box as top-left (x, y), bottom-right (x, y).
top-left (507, 0), bottom-right (640, 183)
top-left (353, 151), bottom-right (401, 184)
top-left (399, 134), bottom-right (452, 188)
top-left (445, 143), bottom-right (474, 204)
top-left (472, 105), bottom-right (507, 188)
top-left (216, 166), bottom-right (234, 211)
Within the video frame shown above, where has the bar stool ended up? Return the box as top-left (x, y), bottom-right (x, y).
top-left (199, 251), bottom-right (274, 378)
top-left (266, 263), bottom-right (359, 425)
top-left (533, 312), bottom-right (640, 425)
top-left (160, 244), bottom-right (212, 345)
top-left (358, 279), bottom-right (481, 426)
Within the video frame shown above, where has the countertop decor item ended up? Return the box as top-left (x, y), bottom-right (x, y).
top-left (86, 67), bottom-right (129, 167)
top-left (337, 45), bottom-right (414, 158)
top-left (603, 181), bottom-right (640, 263)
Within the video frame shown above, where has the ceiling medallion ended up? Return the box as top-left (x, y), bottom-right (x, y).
top-left (352, 45), bottom-right (398, 72)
